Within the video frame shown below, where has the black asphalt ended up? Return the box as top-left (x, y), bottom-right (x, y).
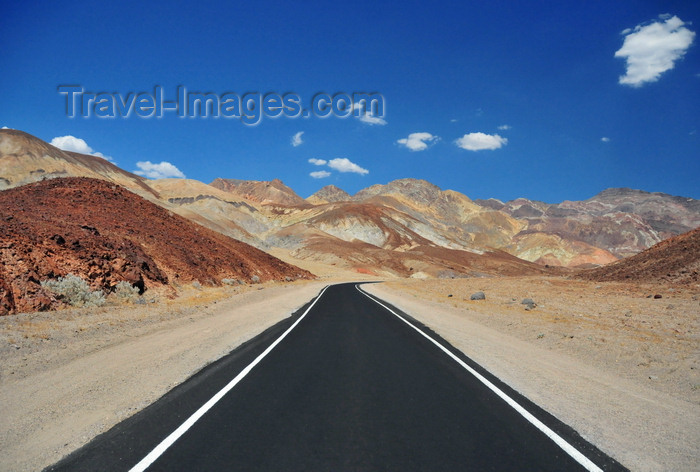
top-left (47, 283), bottom-right (626, 471)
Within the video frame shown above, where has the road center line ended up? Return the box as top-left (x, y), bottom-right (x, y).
top-left (356, 284), bottom-right (603, 472)
top-left (128, 285), bottom-right (330, 472)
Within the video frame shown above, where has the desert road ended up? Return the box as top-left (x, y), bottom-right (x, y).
top-left (47, 283), bottom-right (626, 471)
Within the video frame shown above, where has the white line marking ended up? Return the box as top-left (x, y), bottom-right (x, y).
top-left (356, 284), bottom-right (603, 472)
top-left (129, 285), bottom-right (330, 472)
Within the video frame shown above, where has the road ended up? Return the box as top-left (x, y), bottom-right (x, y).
top-left (47, 283), bottom-right (625, 471)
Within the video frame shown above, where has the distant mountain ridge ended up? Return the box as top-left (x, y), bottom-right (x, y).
top-left (306, 185), bottom-right (352, 204)
top-left (210, 178), bottom-right (309, 206)
top-left (2, 129), bottom-right (698, 276)
top-left (475, 187), bottom-right (700, 259)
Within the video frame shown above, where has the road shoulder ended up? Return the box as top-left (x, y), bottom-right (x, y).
top-left (0, 281), bottom-right (326, 472)
top-left (363, 282), bottom-right (699, 472)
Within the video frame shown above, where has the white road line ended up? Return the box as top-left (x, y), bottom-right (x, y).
top-left (128, 285), bottom-right (330, 472)
top-left (356, 284), bottom-right (603, 472)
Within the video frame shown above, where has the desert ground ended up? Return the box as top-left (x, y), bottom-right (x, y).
top-left (0, 274), bottom-right (698, 471)
top-left (364, 277), bottom-right (699, 471)
top-left (0, 280), bottom-right (326, 471)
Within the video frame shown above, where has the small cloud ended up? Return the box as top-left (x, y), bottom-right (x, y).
top-left (352, 103), bottom-right (387, 126)
top-left (310, 170), bottom-right (331, 179)
top-left (291, 131), bottom-right (304, 147)
top-left (601, 137), bottom-right (611, 142)
top-left (327, 158), bottom-right (369, 175)
top-left (133, 161), bottom-right (185, 179)
top-left (308, 158), bottom-right (327, 166)
top-left (1, 126), bottom-right (9, 129)
top-left (397, 132), bottom-right (439, 151)
top-left (497, 124), bottom-right (511, 130)
top-left (615, 15), bottom-right (696, 87)
top-left (455, 132), bottom-right (508, 151)
top-left (450, 118), bottom-right (458, 123)
top-left (50, 135), bottom-right (113, 161)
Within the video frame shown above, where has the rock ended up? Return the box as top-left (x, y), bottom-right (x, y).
top-left (0, 177), bottom-right (313, 315)
top-left (653, 294), bottom-right (662, 299)
top-left (447, 294), bottom-right (453, 298)
top-left (470, 292), bottom-right (485, 300)
top-left (251, 275), bottom-right (261, 284)
top-left (521, 298), bottom-right (536, 309)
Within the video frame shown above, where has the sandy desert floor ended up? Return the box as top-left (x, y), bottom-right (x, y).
top-left (365, 276), bottom-right (699, 471)
top-left (0, 280), bottom-right (327, 471)
top-left (0, 275), bottom-right (698, 471)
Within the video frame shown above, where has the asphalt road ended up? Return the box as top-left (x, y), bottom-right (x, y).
top-left (47, 283), bottom-right (626, 471)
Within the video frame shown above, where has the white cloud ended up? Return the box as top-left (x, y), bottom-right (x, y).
top-left (450, 119), bottom-right (458, 123)
top-left (1, 126), bottom-right (9, 129)
top-left (601, 137), bottom-right (611, 142)
top-left (352, 103), bottom-right (387, 126)
top-left (360, 114), bottom-right (387, 125)
top-left (50, 135), bottom-right (113, 161)
top-left (397, 132), bottom-right (439, 151)
top-left (497, 124), bottom-right (511, 130)
top-left (615, 15), bottom-right (695, 87)
top-left (455, 132), bottom-right (508, 151)
top-left (327, 158), bottom-right (369, 175)
top-left (308, 158), bottom-right (327, 166)
top-left (133, 161), bottom-right (185, 179)
top-left (291, 131), bottom-right (304, 147)
top-left (310, 170), bottom-right (331, 179)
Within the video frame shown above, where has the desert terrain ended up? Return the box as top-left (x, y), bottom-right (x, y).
top-left (1, 273), bottom-right (697, 471)
top-left (364, 276), bottom-right (699, 471)
top-left (1, 128), bottom-right (698, 470)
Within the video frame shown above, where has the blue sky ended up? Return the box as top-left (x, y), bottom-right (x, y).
top-left (1, 0), bottom-right (698, 202)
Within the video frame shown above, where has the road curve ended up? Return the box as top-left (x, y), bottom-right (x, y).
top-left (46, 282), bottom-right (626, 471)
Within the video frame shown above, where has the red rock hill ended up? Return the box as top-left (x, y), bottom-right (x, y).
top-left (0, 177), bottom-right (312, 315)
top-left (577, 227), bottom-right (699, 285)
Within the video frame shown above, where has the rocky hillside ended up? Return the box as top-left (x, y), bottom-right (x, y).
top-left (210, 178), bottom-right (309, 206)
top-left (2, 130), bottom-right (698, 276)
top-left (0, 178), bottom-right (312, 315)
top-left (476, 188), bottom-right (700, 260)
top-left (306, 185), bottom-right (352, 204)
top-left (577, 227), bottom-right (700, 285)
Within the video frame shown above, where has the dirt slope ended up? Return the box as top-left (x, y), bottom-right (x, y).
top-left (0, 129), bottom-right (158, 199)
top-left (0, 178), bottom-right (312, 315)
top-left (577, 227), bottom-right (700, 284)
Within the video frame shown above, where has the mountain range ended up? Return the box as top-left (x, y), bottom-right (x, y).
top-left (2, 128), bottom-right (699, 284)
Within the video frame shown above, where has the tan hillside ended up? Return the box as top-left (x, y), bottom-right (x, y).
top-left (3, 130), bottom-right (698, 276)
top-left (0, 129), bottom-right (157, 200)
top-left (210, 178), bottom-right (309, 206)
